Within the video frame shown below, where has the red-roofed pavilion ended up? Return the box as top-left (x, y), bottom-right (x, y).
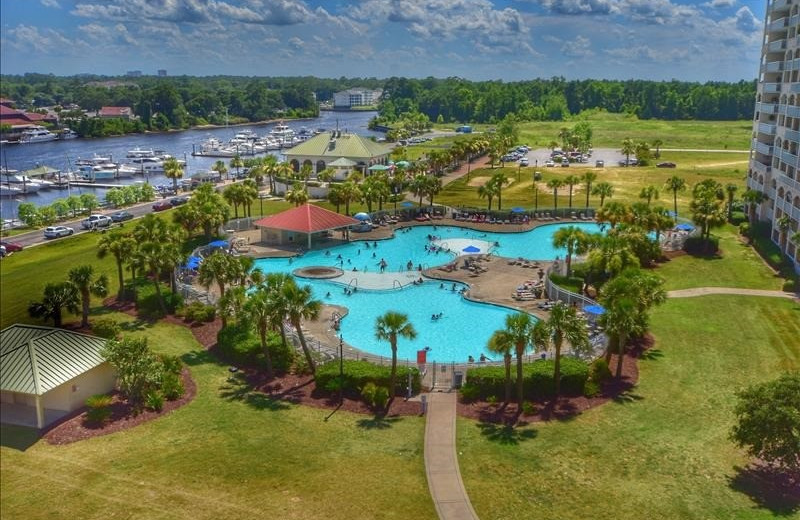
top-left (253, 204), bottom-right (360, 249)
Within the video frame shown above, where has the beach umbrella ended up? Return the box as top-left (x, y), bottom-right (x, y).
top-left (462, 245), bottom-right (481, 253)
top-left (401, 201), bottom-right (414, 208)
top-left (354, 212), bottom-right (370, 221)
top-left (511, 207), bottom-right (525, 213)
top-left (395, 160), bottom-right (411, 168)
top-left (208, 239), bottom-right (228, 248)
top-left (184, 256), bottom-right (202, 270)
top-left (584, 304), bottom-right (605, 315)
top-left (675, 223), bottom-right (694, 231)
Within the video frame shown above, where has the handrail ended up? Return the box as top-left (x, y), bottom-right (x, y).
top-left (393, 279), bottom-right (403, 289)
top-left (347, 278), bottom-right (358, 288)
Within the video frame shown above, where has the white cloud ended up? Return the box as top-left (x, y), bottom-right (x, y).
top-left (561, 35), bottom-right (594, 57)
top-left (534, 0), bottom-right (617, 15)
top-left (40, 0), bottom-right (61, 8)
top-left (705, 0), bottom-right (736, 8)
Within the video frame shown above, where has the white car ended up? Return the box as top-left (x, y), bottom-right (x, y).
top-left (44, 226), bottom-right (74, 239)
top-left (81, 214), bottom-right (112, 229)
top-left (519, 157), bottom-right (529, 166)
top-left (545, 160), bottom-right (555, 167)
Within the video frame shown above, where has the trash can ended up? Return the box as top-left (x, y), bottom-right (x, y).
top-left (453, 371), bottom-right (463, 389)
top-left (416, 349), bottom-right (427, 364)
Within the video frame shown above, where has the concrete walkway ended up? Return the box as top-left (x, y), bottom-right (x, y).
top-left (424, 392), bottom-right (479, 520)
top-left (667, 287), bottom-right (798, 299)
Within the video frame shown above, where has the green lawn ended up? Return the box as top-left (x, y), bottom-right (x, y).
top-left (460, 295), bottom-right (800, 520)
top-left (656, 225), bottom-right (786, 292)
top-left (0, 318), bottom-right (433, 520)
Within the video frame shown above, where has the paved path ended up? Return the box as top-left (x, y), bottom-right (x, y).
top-left (667, 287), bottom-right (798, 299)
top-left (424, 392), bottom-right (479, 520)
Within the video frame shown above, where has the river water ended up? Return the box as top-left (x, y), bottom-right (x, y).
top-left (0, 110), bottom-right (379, 221)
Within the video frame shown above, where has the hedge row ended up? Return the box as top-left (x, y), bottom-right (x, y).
top-left (216, 323), bottom-right (295, 373)
top-left (463, 357), bottom-right (589, 399)
top-left (316, 360), bottom-right (421, 396)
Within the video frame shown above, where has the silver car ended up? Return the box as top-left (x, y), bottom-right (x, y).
top-left (44, 226), bottom-right (74, 239)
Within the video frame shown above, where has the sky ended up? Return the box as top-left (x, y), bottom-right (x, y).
top-left (0, 0), bottom-right (766, 82)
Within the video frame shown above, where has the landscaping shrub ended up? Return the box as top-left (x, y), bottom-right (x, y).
top-left (522, 401), bottom-right (536, 415)
top-left (459, 383), bottom-right (480, 402)
top-left (783, 278), bottom-right (798, 293)
top-left (91, 318), bottom-right (122, 340)
top-left (316, 360), bottom-right (421, 397)
top-left (590, 358), bottom-right (612, 383)
top-left (180, 301), bottom-right (216, 323)
top-left (739, 222), bottom-right (750, 237)
top-left (84, 394), bottom-right (113, 426)
top-left (216, 323), bottom-right (294, 373)
top-left (136, 284), bottom-right (183, 319)
top-left (583, 380), bottom-right (601, 397)
top-left (161, 372), bottom-right (184, 401)
top-left (465, 358), bottom-right (589, 399)
top-left (361, 382), bottom-right (378, 407)
top-left (373, 386), bottom-right (389, 410)
top-left (145, 391), bottom-right (164, 412)
top-left (683, 236), bottom-right (719, 256)
top-left (729, 211), bottom-right (747, 226)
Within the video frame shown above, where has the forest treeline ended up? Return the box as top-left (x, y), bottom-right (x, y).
top-left (376, 77), bottom-right (756, 125)
top-left (1, 74), bottom-right (755, 135)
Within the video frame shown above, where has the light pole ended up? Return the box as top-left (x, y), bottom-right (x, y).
top-left (339, 334), bottom-right (344, 406)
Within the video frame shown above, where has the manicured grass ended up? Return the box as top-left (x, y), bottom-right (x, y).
top-left (656, 225), bottom-right (786, 292)
top-left (459, 296), bottom-right (800, 520)
top-left (0, 317), bottom-right (433, 520)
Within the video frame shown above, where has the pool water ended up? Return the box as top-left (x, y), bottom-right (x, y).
top-left (253, 222), bottom-right (603, 363)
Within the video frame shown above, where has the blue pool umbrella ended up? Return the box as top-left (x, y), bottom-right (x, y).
top-left (667, 210), bottom-right (677, 217)
top-left (208, 239), bottom-right (228, 248)
top-left (462, 245), bottom-right (481, 253)
top-left (511, 207), bottom-right (525, 213)
top-left (401, 201), bottom-right (414, 208)
top-left (354, 212), bottom-right (370, 220)
top-left (584, 304), bottom-right (605, 315)
top-left (675, 223), bottom-right (694, 231)
top-left (184, 256), bottom-right (202, 269)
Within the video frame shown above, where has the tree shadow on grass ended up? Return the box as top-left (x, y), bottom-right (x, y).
top-left (476, 421), bottom-right (537, 445)
top-left (729, 463), bottom-right (800, 516)
top-left (218, 372), bottom-right (290, 412)
top-left (612, 390), bottom-right (645, 404)
top-left (356, 415), bottom-right (403, 430)
top-left (639, 348), bottom-right (664, 361)
top-left (0, 424), bottom-right (40, 452)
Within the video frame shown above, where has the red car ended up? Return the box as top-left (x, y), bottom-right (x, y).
top-left (0, 240), bottom-right (23, 252)
top-left (152, 200), bottom-right (172, 211)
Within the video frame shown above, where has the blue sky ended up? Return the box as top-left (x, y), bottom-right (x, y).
top-left (0, 0), bottom-right (765, 82)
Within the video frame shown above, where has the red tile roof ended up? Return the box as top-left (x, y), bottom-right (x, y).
top-left (99, 106), bottom-right (132, 117)
top-left (254, 204), bottom-right (360, 233)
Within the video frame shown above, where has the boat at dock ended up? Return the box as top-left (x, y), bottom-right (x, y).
top-left (0, 185), bottom-right (23, 197)
top-left (19, 128), bottom-right (58, 144)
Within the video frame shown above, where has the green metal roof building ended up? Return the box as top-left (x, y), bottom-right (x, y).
top-left (1, 325), bottom-right (116, 429)
top-left (283, 131), bottom-right (391, 177)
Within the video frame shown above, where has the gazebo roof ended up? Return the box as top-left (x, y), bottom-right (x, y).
top-left (253, 204), bottom-right (360, 234)
top-left (329, 157), bottom-right (358, 168)
top-left (284, 132), bottom-right (390, 160)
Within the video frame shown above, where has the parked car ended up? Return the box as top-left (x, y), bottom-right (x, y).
top-left (152, 200), bottom-right (172, 211)
top-left (81, 214), bottom-right (113, 229)
top-left (519, 157), bottom-right (529, 166)
top-left (0, 240), bottom-right (23, 252)
top-left (618, 159), bottom-right (638, 167)
top-left (545, 160), bottom-right (555, 167)
top-left (595, 160), bottom-right (605, 167)
top-left (110, 210), bottom-right (134, 222)
top-left (44, 226), bottom-right (74, 239)
top-left (170, 196), bottom-right (189, 206)
top-left (561, 160), bottom-right (570, 167)
top-left (657, 162), bottom-right (677, 168)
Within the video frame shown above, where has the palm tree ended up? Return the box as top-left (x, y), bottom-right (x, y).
top-left (600, 296), bottom-right (640, 377)
top-left (409, 174), bottom-right (429, 207)
top-left (596, 201), bottom-right (630, 230)
top-left (477, 183), bottom-right (496, 211)
top-left (223, 183), bottom-right (243, 219)
top-left (776, 215), bottom-right (791, 252)
top-left (564, 175), bottom-right (580, 209)
top-left (639, 185), bottom-right (660, 206)
top-left (552, 225), bottom-right (590, 276)
top-left (620, 138), bottom-right (636, 166)
top-left (663, 176), bottom-right (686, 218)
top-left (725, 183), bottom-right (738, 221)
top-left (197, 250), bottom-right (235, 300)
top-left (212, 160), bottom-right (229, 181)
top-left (504, 313), bottom-right (534, 406)
top-left (375, 312), bottom-right (418, 401)
top-left (28, 282), bottom-right (80, 328)
top-left (68, 265), bottom-right (109, 328)
top-left (285, 182), bottom-right (309, 206)
top-left (244, 288), bottom-right (277, 379)
top-left (690, 179), bottom-right (726, 241)
top-left (742, 189), bottom-right (767, 223)
top-left (486, 330), bottom-right (513, 405)
top-left (591, 182), bottom-right (614, 208)
top-left (97, 230), bottom-right (135, 299)
top-left (163, 157), bottom-right (183, 192)
top-left (586, 234), bottom-right (640, 278)
top-left (652, 139), bottom-right (663, 159)
top-left (282, 279), bottom-right (322, 377)
top-left (582, 172), bottom-right (597, 209)
top-left (230, 155), bottom-right (244, 179)
top-left (547, 178), bottom-right (565, 213)
top-left (545, 302), bottom-right (589, 396)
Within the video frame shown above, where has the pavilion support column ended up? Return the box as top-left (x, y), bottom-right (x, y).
top-left (35, 395), bottom-right (44, 429)
top-left (307, 233), bottom-right (312, 250)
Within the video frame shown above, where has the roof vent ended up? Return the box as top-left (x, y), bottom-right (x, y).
top-left (328, 139), bottom-right (336, 151)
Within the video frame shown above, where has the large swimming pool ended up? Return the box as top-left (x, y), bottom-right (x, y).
top-left (253, 222), bottom-right (602, 363)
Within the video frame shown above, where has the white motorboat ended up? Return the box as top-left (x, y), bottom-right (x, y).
top-left (3, 174), bottom-right (43, 192)
top-left (127, 147), bottom-right (155, 158)
top-left (75, 154), bottom-right (113, 166)
top-left (79, 163), bottom-right (118, 181)
top-left (0, 185), bottom-right (23, 197)
top-left (269, 122), bottom-right (295, 139)
top-left (19, 128), bottom-right (58, 144)
top-left (58, 128), bottom-right (79, 140)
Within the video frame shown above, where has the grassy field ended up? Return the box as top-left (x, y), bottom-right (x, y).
top-left (435, 151), bottom-right (749, 216)
top-left (0, 318), bottom-right (433, 520)
top-left (460, 295), bottom-right (800, 520)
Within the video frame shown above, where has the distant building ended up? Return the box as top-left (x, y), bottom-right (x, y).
top-left (0, 102), bottom-right (56, 128)
top-left (333, 88), bottom-right (382, 109)
top-left (747, 0), bottom-right (800, 272)
top-left (126, 70), bottom-right (142, 77)
top-left (157, 69), bottom-right (167, 77)
top-left (283, 131), bottom-right (391, 175)
top-left (98, 106), bottom-right (134, 120)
